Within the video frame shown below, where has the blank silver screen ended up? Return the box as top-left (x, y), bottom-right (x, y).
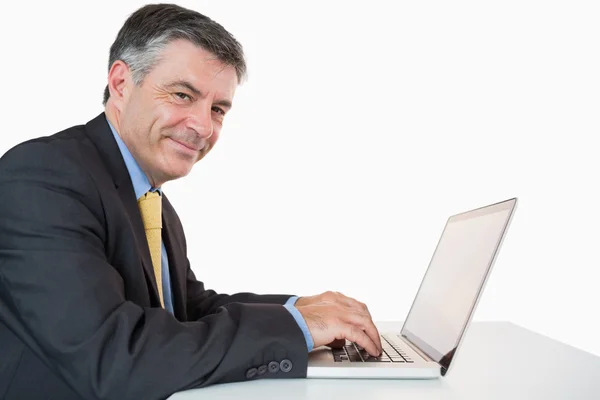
top-left (402, 199), bottom-right (515, 362)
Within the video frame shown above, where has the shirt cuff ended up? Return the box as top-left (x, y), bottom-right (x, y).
top-left (283, 296), bottom-right (314, 352)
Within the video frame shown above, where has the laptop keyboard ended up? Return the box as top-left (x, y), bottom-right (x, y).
top-left (332, 334), bottom-right (414, 363)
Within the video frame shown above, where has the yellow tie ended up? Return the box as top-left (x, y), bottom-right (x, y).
top-left (137, 191), bottom-right (164, 308)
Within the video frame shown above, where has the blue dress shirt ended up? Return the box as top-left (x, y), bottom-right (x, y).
top-left (106, 118), bottom-right (313, 350)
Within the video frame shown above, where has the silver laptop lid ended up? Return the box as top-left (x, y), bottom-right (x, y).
top-left (400, 198), bottom-right (518, 375)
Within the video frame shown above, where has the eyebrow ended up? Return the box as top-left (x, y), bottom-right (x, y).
top-left (165, 80), bottom-right (233, 109)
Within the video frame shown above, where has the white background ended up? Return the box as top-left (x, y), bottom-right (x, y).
top-left (0, 0), bottom-right (598, 357)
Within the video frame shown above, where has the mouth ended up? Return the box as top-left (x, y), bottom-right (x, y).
top-left (168, 137), bottom-right (202, 153)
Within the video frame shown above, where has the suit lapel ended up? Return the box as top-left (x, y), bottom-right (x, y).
top-left (84, 112), bottom-right (162, 306)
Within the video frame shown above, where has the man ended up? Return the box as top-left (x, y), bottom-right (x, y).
top-left (0, 4), bottom-right (382, 399)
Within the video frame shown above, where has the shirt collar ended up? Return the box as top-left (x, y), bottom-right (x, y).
top-left (106, 117), bottom-right (161, 200)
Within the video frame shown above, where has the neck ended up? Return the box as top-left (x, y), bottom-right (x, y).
top-left (104, 102), bottom-right (122, 135)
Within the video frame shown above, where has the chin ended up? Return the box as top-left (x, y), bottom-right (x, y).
top-left (169, 165), bottom-right (194, 180)
top-left (159, 159), bottom-right (194, 182)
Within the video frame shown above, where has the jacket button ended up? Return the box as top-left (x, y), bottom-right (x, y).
top-left (258, 365), bottom-right (268, 376)
top-left (246, 367), bottom-right (258, 379)
top-left (280, 359), bottom-right (293, 373)
top-left (268, 361), bottom-right (280, 373)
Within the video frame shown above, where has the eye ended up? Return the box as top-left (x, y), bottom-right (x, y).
top-left (174, 92), bottom-right (191, 101)
top-left (212, 106), bottom-right (226, 116)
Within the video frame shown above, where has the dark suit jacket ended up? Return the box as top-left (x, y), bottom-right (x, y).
top-left (0, 113), bottom-right (308, 400)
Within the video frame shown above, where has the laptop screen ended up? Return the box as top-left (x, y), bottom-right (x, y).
top-left (401, 198), bottom-right (517, 375)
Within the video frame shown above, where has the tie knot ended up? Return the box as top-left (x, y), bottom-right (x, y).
top-left (144, 190), bottom-right (160, 199)
top-left (138, 191), bottom-right (162, 230)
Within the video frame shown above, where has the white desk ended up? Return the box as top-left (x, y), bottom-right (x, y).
top-left (170, 321), bottom-right (600, 400)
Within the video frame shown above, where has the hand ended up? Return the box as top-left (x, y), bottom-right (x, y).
top-left (295, 291), bottom-right (382, 357)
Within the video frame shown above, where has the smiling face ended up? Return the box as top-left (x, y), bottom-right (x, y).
top-left (106, 39), bottom-right (238, 187)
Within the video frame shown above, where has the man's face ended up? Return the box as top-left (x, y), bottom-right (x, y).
top-left (118, 39), bottom-right (238, 187)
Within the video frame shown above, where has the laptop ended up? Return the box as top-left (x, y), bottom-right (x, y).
top-left (307, 197), bottom-right (518, 379)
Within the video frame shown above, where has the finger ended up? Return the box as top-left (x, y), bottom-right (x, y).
top-left (329, 297), bottom-right (379, 349)
top-left (343, 324), bottom-right (380, 357)
top-left (342, 308), bottom-right (382, 354)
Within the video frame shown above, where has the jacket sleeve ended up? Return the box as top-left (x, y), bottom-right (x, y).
top-left (185, 266), bottom-right (297, 321)
top-left (0, 142), bottom-right (308, 400)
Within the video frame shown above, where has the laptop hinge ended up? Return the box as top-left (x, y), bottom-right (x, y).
top-left (401, 335), bottom-right (436, 364)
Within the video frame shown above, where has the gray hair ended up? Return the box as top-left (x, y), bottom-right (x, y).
top-left (102, 3), bottom-right (247, 105)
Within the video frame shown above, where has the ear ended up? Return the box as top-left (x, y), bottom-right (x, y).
top-left (106, 60), bottom-right (132, 112)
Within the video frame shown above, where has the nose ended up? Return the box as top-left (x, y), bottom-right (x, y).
top-left (187, 104), bottom-right (214, 140)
